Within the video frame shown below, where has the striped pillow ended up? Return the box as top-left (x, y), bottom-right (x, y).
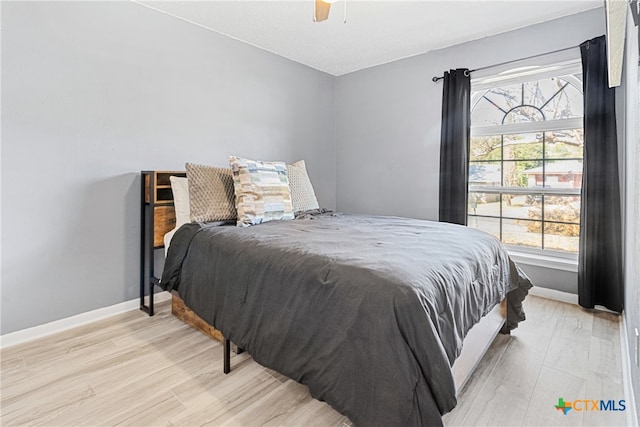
top-left (229, 156), bottom-right (294, 227)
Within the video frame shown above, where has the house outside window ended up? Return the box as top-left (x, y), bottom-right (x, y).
top-left (468, 60), bottom-right (583, 255)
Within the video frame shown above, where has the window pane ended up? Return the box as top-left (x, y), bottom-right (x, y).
top-left (544, 223), bottom-right (580, 252)
top-left (545, 129), bottom-right (584, 159)
top-left (503, 160), bottom-right (543, 188)
top-left (522, 79), bottom-right (548, 108)
top-left (470, 136), bottom-right (502, 161)
top-left (504, 133), bottom-right (543, 161)
top-left (484, 85), bottom-right (521, 113)
top-left (467, 216), bottom-right (500, 240)
top-left (469, 162), bottom-right (502, 188)
top-left (544, 160), bottom-right (583, 189)
top-left (544, 195), bottom-right (581, 223)
top-left (468, 192), bottom-right (500, 216)
top-left (501, 193), bottom-right (535, 220)
top-left (516, 161), bottom-right (544, 188)
top-left (472, 97), bottom-right (503, 126)
top-left (503, 218), bottom-right (542, 249)
top-left (540, 77), bottom-right (583, 120)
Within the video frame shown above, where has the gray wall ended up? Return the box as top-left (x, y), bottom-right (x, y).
top-left (622, 9), bottom-right (640, 421)
top-left (1, 1), bottom-right (336, 334)
top-left (335, 8), bottom-right (604, 218)
top-left (335, 8), bottom-right (605, 293)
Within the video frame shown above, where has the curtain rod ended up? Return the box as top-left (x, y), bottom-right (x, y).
top-left (431, 44), bottom-right (579, 83)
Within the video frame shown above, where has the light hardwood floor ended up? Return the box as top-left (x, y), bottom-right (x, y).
top-left (0, 295), bottom-right (626, 426)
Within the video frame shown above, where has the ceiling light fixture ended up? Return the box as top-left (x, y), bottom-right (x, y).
top-left (314, 0), bottom-right (346, 23)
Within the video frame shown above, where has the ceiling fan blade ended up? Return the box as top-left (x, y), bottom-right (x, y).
top-left (314, 0), bottom-right (331, 22)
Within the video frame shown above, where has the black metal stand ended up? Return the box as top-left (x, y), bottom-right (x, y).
top-left (140, 171), bottom-right (157, 316)
top-left (224, 339), bottom-right (231, 374)
top-left (499, 321), bottom-right (510, 335)
top-left (140, 277), bottom-right (160, 316)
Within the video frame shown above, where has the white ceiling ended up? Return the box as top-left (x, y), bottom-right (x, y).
top-left (136, 0), bottom-right (602, 76)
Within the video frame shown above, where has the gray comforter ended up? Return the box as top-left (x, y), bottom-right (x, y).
top-left (161, 212), bottom-right (532, 426)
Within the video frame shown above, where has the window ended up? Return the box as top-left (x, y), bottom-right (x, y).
top-left (468, 64), bottom-right (583, 254)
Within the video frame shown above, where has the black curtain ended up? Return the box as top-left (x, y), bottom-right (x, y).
top-left (439, 69), bottom-right (471, 225)
top-left (578, 35), bottom-right (623, 313)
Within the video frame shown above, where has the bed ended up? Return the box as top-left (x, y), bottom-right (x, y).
top-left (140, 159), bottom-right (532, 426)
top-left (159, 209), bottom-right (532, 426)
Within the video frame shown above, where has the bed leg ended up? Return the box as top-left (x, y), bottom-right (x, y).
top-left (500, 322), bottom-right (510, 335)
top-left (224, 338), bottom-right (231, 374)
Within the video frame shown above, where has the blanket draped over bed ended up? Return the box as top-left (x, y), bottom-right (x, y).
top-left (161, 212), bottom-right (532, 426)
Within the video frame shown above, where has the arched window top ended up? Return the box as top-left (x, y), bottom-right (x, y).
top-left (471, 75), bottom-right (583, 126)
top-left (503, 105), bottom-right (545, 124)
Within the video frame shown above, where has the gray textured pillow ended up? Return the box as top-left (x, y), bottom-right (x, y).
top-left (185, 163), bottom-right (237, 222)
top-left (287, 160), bottom-right (319, 213)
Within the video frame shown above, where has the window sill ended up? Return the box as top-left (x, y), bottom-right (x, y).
top-left (508, 249), bottom-right (578, 273)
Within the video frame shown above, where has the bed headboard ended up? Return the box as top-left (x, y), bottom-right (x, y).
top-left (141, 170), bottom-right (186, 248)
top-left (140, 170), bottom-right (185, 315)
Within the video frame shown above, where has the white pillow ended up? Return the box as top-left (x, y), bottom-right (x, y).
top-left (170, 176), bottom-right (190, 228)
top-left (164, 227), bottom-right (178, 257)
top-left (287, 160), bottom-right (319, 213)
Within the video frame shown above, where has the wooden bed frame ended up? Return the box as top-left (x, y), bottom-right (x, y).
top-left (142, 170), bottom-right (508, 393)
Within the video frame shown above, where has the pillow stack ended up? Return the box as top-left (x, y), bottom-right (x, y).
top-left (179, 157), bottom-right (319, 227)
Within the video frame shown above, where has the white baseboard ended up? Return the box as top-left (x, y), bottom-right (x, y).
top-left (621, 312), bottom-right (639, 426)
top-left (528, 286), bottom-right (579, 305)
top-left (529, 286), bottom-right (621, 314)
top-left (0, 292), bottom-right (172, 349)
